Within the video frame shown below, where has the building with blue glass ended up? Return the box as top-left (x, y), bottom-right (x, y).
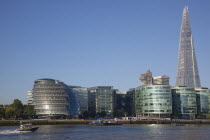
top-left (171, 86), bottom-right (197, 119)
top-left (69, 86), bottom-right (88, 113)
top-left (88, 86), bottom-right (113, 116)
top-left (195, 87), bottom-right (210, 118)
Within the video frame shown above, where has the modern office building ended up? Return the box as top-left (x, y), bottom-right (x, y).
top-left (70, 86), bottom-right (88, 113)
top-left (139, 70), bottom-right (153, 86)
top-left (126, 88), bottom-right (135, 117)
top-left (195, 87), bottom-right (210, 118)
top-left (171, 86), bottom-right (197, 119)
top-left (113, 90), bottom-right (127, 114)
top-left (135, 85), bottom-right (172, 118)
top-left (27, 90), bottom-right (34, 105)
top-left (88, 86), bottom-right (113, 115)
top-left (88, 89), bottom-right (96, 114)
top-left (176, 6), bottom-right (201, 88)
top-left (136, 71), bottom-right (172, 118)
top-left (32, 79), bottom-right (79, 118)
top-left (153, 76), bottom-right (170, 85)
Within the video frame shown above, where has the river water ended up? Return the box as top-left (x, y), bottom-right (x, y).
top-left (0, 124), bottom-right (210, 140)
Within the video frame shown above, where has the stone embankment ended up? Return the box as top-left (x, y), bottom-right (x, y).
top-left (1, 119), bottom-right (210, 126)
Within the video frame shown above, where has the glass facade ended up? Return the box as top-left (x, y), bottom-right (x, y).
top-left (27, 90), bottom-right (34, 105)
top-left (88, 86), bottom-right (113, 115)
top-left (135, 85), bottom-right (172, 118)
top-left (113, 91), bottom-right (127, 113)
top-left (195, 88), bottom-right (210, 118)
top-left (70, 86), bottom-right (88, 113)
top-left (171, 87), bottom-right (197, 119)
top-left (176, 7), bottom-right (201, 87)
top-left (32, 79), bottom-right (79, 118)
top-left (126, 88), bottom-right (135, 117)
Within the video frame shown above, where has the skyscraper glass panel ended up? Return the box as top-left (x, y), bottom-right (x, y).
top-left (135, 85), bottom-right (172, 118)
top-left (171, 87), bottom-right (197, 119)
top-left (32, 79), bottom-right (79, 118)
top-left (176, 6), bottom-right (201, 88)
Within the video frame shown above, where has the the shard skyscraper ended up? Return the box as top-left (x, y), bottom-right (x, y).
top-left (176, 6), bottom-right (201, 88)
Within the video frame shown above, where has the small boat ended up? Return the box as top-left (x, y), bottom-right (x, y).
top-left (90, 120), bottom-right (123, 126)
top-left (16, 122), bottom-right (39, 132)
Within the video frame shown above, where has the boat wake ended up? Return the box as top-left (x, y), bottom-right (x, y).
top-left (0, 130), bottom-right (30, 135)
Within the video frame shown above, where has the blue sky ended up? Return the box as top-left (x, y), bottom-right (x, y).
top-left (0, 0), bottom-right (210, 104)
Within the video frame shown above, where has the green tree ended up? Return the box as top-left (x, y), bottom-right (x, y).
top-left (113, 110), bottom-right (125, 117)
top-left (206, 114), bottom-right (210, 119)
top-left (24, 105), bottom-right (36, 116)
top-left (5, 106), bottom-right (16, 119)
top-left (0, 108), bottom-right (5, 119)
top-left (10, 99), bottom-right (24, 117)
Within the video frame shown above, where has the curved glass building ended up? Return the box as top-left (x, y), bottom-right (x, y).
top-left (195, 88), bottom-right (210, 118)
top-left (171, 86), bottom-right (197, 119)
top-left (135, 85), bottom-right (172, 118)
top-left (32, 79), bottom-right (79, 118)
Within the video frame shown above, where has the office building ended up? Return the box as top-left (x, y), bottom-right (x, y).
top-left (195, 87), bottom-right (210, 118)
top-left (113, 90), bottom-right (127, 114)
top-left (176, 6), bottom-right (201, 88)
top-left (153, 76), bottom-right (170, 85)
top-left (70, 86), bottom-right (88, 113)
top-left (139, 70), bottom-right (153, 86)
top-left (135, 85), bottom-right (172, 118)
top-left (126, 88), bottom-right (135, 117)
top-left (88, 86), bottom-right (113, 115)
top-left (171, 86), bottom-right (197, 119)
top-left (136, 70), bottom-right (172, 118)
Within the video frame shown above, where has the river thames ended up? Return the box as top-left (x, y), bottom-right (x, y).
top-left (0, 124), bottom-right (210, 140)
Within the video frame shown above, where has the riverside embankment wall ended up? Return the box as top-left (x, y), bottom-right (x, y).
top-left (1, 120), bottom-right (210, 126)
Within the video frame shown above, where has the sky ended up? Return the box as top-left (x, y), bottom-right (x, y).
top-left (0, 0), bottom-right (210, 104)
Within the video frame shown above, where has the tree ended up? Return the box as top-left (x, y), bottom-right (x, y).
top-left (5, 106), bottom-right (16, 119)
top-left (113, 110), bottom-right (125, 117)
top-left (24, 105), bottom-right (36, 116)
top-left (0, 108), bottom-right (5, 119)
top-left (10, 99), bottom-right (24, 117)
top-left (206, 114), bottom-right (210, 119)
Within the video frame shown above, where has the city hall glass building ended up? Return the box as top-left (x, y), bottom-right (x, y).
top-left (32, 79), bottom-right (79, 118)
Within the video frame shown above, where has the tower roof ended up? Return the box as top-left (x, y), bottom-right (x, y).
top-left (183, 6), bottom-right (188, 14)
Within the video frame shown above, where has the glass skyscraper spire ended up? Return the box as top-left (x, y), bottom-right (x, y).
top-left (176, 6), bottom-right (201, 88)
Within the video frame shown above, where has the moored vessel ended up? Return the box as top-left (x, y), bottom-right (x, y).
top-left (90, 120), bottom-right (123, 126)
